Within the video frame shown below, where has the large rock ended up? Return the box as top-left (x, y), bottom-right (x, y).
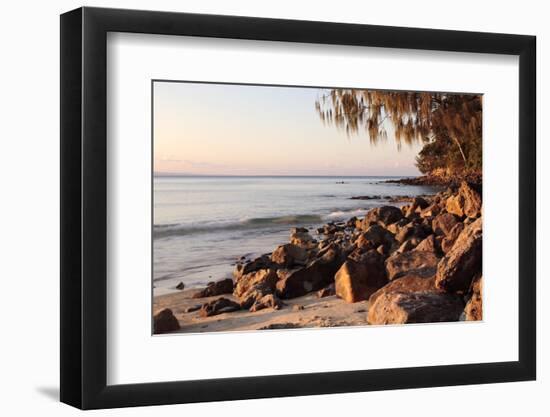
top-left (234, 268), bottom-right (278, 298)
top-left (199, 297), bottom-right (241, 317)
top-left (320, 223), bottom-right (342, 235)
top-left (464, 275), bottom-right (483, 321)
top-left (385, 250), bottom-right (440, 281)
top-left (432, 213), bottom-right (460, 236)
top-left (270, 243), bottom-right (307, 267)
top-left (355, 233), bottom-right (376, 251)
top-left (367, 291), bottom-right (464, 325)
top-left (459, 182), bottom-right (482, 218)
top-left (249, 294), bottom-right (284, 312)
top-left (396, 238), bottom-right (419, 254)
top-left (334, 250), bottom-right (387, 303)
top-left (414, 234), bottom-right (440, 255)
top-left (153, 309), bottom-right (180, 334)
top-left (276, 244), bottom-right (345, 299)
top-left (356, 224), bottom-right (395, 248)
top-left (412, 196), bottom-right (430, 210)
top-left (233, 268), bottom-right (279, 308)
top-left (435, 217), bottom-right (482, 293)
top-left (395, 223), bottom-right (428, 244)
top-left (445, 195), bottom-right (464, 218)
top-left (419, 203), bottom-right (441, 218)
top-left (363, 206), bottom-right (404, 228)
top-left (233, 254), bottom-right (273, 280)
top-left (192, 278), bottom-right (234, 298)
top-left (441, 223), bottom-right (464, 253)
top-left (290, 229), bottom-right (316, 248)
top-left (386, 218), bottom-right (409, 234)
top-left (446, 182), bottom-right (482, 218)
top-left (368, 274), bottom-right (438, 305)
top-left (402, 204), bottom-right (418, 219)
top-left (238, 281), bottom-right (276, 309)
top-left (346, 216), bottom-right (358, 228)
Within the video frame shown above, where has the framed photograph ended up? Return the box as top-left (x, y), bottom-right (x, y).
top-left (60, 7), bottom-right (536, 409)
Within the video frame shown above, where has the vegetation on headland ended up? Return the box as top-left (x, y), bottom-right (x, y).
top-left (315, 90), bottom-right (482, 184)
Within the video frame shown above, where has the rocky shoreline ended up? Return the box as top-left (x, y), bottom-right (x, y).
top-left (385, 170), bottom-right (482, 188)
top-left (154, 181), bottom-right (483, 334)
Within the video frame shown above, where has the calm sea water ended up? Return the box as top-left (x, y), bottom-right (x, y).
top-left (153, 176), bottom-right (438, 295)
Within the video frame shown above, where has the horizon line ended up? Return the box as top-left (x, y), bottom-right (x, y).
top-left (153, 172), bottom-right (418, 178)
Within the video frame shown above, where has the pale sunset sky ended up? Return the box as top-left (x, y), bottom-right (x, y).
top-left (153, 82), bottom-right (424, 176)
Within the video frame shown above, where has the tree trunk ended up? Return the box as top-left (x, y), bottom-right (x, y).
top-left (451, 135), bottom-right (467, 163)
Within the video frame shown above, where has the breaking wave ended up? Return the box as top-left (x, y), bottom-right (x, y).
top-left (153, 207), bottom-right (370, 239)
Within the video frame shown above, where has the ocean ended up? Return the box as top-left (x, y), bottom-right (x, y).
top-left (153, 176), bottom-right (438, 295)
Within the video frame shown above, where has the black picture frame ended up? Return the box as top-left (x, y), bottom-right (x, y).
top-left (60, 6), bottom-right (536, 410)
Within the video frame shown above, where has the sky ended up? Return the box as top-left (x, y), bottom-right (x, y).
top-left (153, 81), bottom-right (424, 176)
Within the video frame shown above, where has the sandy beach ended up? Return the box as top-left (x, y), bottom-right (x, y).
top-left (154, 289), bottom-right (370, 333)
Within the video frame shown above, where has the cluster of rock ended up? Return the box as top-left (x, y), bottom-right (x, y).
top-left (154, 181), bottom-right (483, 332)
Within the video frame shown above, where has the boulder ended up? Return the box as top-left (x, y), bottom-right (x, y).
top-left (403, 197), bottom-right (429, 218)
top-left (441, 223), bottom-right (464, 253)
top-left (419, 203), bottom-right (441, 218)
top-left (290, 230), bottom-right (316, 248)
top-left (420, 217), bottom-right (434, 232)
top-left (396, 238), bottom-right (419, 254)
top-left (461, 182), bottom-right (482, 218)
top-left (367, 291), bottom-right (464, 324)
top-left (395, 223), bottom-right (428, 244)
top-left (317, 283), bottom-right (336, 298)
top-left (354, 233), bottom-right (376, 251)
top-left (239, 283), bottom-right (271, 309)
top-left (385, 250), bottom-right (440, 281)
top-left (363, 206), bottom-right (404, 228)
top-left (233, 254), bottom-right (273, 280)
top-left (153, 308), bottom-right (180, 334)
top-left (368, 274), bottom-right (438, 305)
top-left (346, 216), bottom-right (358, 228)
top-left (192, 278), bottom-right (234, 298)
top-left (446, 182), bottom-right (482, 218)
top-left (445, 194), bottom-right (464, 218)
top-left (356, 224), bottom-right (395, 247)
top-left (414, 234), bottom-right (440, 255)
top-left (249, 294), bottom-right (285, 312)
top-left (270, 243), bottom-right (308, 267)
top-left (402, 204), bottom-right (418, 219)
top-left (397, 237), bottom-right (422, 252)
top-left (435, 217), bottom-right (482, 293)
top-left (464, 275), bottom-right (483, 321)
top-left (276, 244), bottom-right (345, 299)
top-left (386, 218), bottom-right (409, 234)
top-left (175, 282), bottom-right (185, 290)
top-left (335, 250), bottom-right (388, 303)
top-left (322, 223), bottom-right (341, 235)
top-left (432, 213), bottom-right (460, 236)
top-left (234, 269), bottom-right (278, 297)
top-left (412, 196), bottom-right (430, 210)
top-left (199, 297), bottom-right (241, 317)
